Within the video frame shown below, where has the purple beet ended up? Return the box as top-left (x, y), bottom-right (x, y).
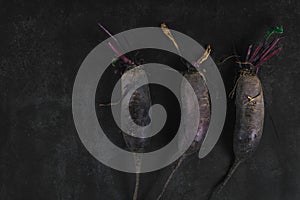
top-left (99, 24), bottom-right (151, 200)
top-left (209, 27), bottom-right (284, 199)
top-left (156, 24), bottom-right (212, 200)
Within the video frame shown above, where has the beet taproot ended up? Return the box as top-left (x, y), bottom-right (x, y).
top-left (156, 24), bottom-right (211, 200)
top-left (209, 26), bottom-right (284, 199)
top-left (99, 24), bottom-right (151, 200)
top-left (209, 70), bottom-right (264, 199)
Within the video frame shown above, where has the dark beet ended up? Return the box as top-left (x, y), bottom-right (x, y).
top-left (234, 71), bottom-right (264, 161)
top-left (156, 70), bottom-right (211, 200)
top-left (181, 70), bottom-right (211, 155)
top-left (121, 66), bottom-right (152, 152)
top-left (209, 70), bottom-right (264, 199)
top-left (121, 66), bottom-right (151, 200)
top-left (210, 27), bottom-right (284, 199)
top-left (99, 24), bottom-right (152, 200)
top-left (156, 23), bottom-right (212, 200)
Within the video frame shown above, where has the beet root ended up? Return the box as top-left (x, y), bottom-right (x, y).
top-left (156, 70), bottom-right (211, 200)
top-left (209, 70), bottom-right (264, 199)
top-left (180, 70), bottom-right (211, 155)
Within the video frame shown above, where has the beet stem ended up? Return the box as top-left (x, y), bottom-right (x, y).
top-left (156, 155), bottom-right (186, 200)
top-left (209, 160), bottom-right (242, 200)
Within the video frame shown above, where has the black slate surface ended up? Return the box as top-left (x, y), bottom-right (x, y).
top-left (0, 0), bottom-right (299, 200)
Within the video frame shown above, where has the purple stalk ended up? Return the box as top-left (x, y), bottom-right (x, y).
top-left (108, 42), bottom-right (133, 65)
top-left (99, 23), bottom-right (134, 65)
top-left (98, 23), bottom-right (120, 45)
top-left (249, 44), bottom-right (262, 63)
top-left (245, 44), bottom-right (253, 62)
top-left (260, 37), bottom-right (284, 61)
top-left (255, 47), bottom-right (283, 73)
top-left (253, 38), bottom-right (278, 63)
top-left (244, 35), bottom-right (284, 73)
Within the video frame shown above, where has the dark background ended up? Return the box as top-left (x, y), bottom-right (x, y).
top-left (0, 0), bottom-right (299, 199)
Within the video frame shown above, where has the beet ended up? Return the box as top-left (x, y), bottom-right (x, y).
top-left (209, 70), bottom-right (264, 199)
top-left (234, 71), bottom-right (264, 161)
top-left (99, 24), bottom-right (151, 200)
top-left (121, 66), bottom-right (151, 200)
top-left (209, 26), bottom-right (284, 199)
top-left (180, 70), bottom-right (211, 155)
top-left (156, 69), bottom-right (211, 200)
top-left (156, 23), bottom-right (212, 200)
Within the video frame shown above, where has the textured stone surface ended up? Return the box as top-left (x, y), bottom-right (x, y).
top-left (0, 0), bottom-right (299, 199)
